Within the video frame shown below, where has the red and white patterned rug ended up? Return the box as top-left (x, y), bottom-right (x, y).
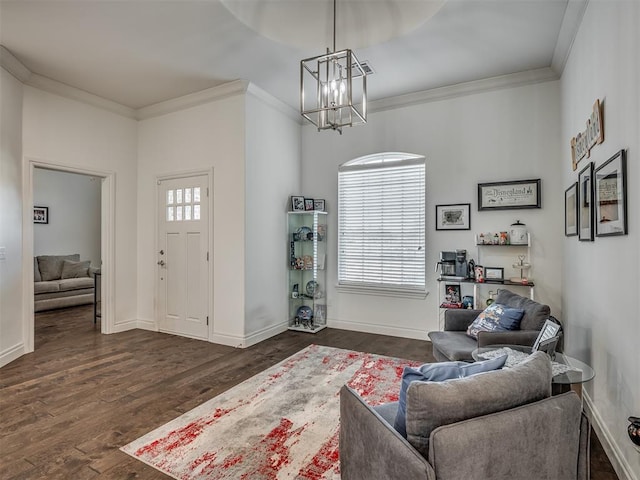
top-left (121, 344), bottom-right (419, 479)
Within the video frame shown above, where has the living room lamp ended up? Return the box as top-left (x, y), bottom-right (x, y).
top-left (300, 0), bottom-right (368, 134)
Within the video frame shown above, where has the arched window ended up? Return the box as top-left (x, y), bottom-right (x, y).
top-left (338, 152), bottom-right (426, 296)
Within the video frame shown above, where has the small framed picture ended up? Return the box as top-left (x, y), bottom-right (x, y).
top-left (435, 203), bottom-right (471, 230)
top-left (564, 182), bottom-right (578, 237)
top-left (313, 199), bottom-right (326, 211)
top-left (34, 206), bottom-right (49, 224)
top-left (304, 198), bottom-right (315, 211)
top-left (291, 196), bottom-right (305, 212)
top-left (484, 267), bottom-right (504, 282)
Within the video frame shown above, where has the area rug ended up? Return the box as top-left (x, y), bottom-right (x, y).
top-left (121, 344), bottom-right (420, 479)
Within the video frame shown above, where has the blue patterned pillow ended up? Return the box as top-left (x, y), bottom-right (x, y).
top-left (467, 303), bottom-right (525, 339)
top-left (393, 355), bottom-right (507, 437)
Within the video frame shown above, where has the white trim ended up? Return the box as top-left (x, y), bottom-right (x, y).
top-left (0, 46), bottom-right (31, 83)
top-left (583, 392), bottom-right (638, 480)
top-left (243, 322), bottom-right (289, 348)
top-left (26, 74), bottom-right (136, 119)
top-left (137, 80), bottom-right (249, 120)
top-left (0, 343), bottom-right (26, 368)
top-left (246, 83), bottom-right (300, 123)
top-left (327, 319), bottom-right (429, 341)
top-left (136, 319), bottom-right (158, 332)
top-left (24, 158), bottom-right (116, 343)
top-left (551, 0), bottom-right (589, 75)
top-left (367, 68), bottom-right (559, 114)
top-left (111, 318), bottom-right (140, 333)
top-left (210, 332), bottom-right (249, 349)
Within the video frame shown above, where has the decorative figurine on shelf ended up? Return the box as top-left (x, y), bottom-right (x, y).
top-left (302, 255), bottom-right (313, 269)
top-left (294, 257), bottom-right (305, 269)
top-left (462, 295), bottom-right (474, 309)
top-left (475, 265), bottom-right (484, 283)
top-left (486, 290), bottom-right (495, 306)
top-left (295, 305), bottom-right (314, 329)
top-left (292, 283), bottom-right (299, 298)
top-left (499, 231), bottom-right (509, 245)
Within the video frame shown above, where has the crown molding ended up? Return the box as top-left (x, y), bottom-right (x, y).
top-left (136, 80), bottom-right (250, 120)
top-left (0, 46), bottom-right (31, 83)
top-left (246, 83), bottom-right (300, 123)
top-left (368, 67), bottom-right (559, 114)
top-left (26, 73), bottom-right (137, 119)
top-left (551, 0), bottom-right (589, 75)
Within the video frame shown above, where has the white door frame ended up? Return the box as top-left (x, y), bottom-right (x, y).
top-left (22, 157), bottom-right (116, 352)
top-left (155, 168), bottom-right (213, 340)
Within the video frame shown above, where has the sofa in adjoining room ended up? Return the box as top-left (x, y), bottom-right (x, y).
top-left (34, 254), bottom-right (98, 312)
top-left (428, 289), bottom-right (562, 362)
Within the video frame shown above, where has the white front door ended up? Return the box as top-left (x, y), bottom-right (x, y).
top-left (157, 175), bottom-right (209, 339)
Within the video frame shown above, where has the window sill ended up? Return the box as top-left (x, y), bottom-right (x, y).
top-left (336, 284), bottom-right (428, 299)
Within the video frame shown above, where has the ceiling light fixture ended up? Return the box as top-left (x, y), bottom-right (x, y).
top-left (300, 0), bottom-right (368, 134)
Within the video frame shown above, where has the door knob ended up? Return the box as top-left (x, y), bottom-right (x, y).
top-left (159, 250), bottom-right (164, 255)
top-left (157, 260), bottom-right (165, 266)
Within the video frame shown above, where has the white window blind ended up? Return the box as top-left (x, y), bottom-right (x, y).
top-left (338, 154), bottom-right (425, 294)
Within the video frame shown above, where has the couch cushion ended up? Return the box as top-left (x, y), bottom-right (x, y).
top-left (427, 331), bottom-right (477, 362)
top-left (37, 254), bottom-right (80, 281)
top-left (34, 281), bottom-right (60, 294)
top-left (404, 351), bottom-right (552, 457)
top-left (466, 303), bottom-right (525, 339)
top-left (495, 289), bottom-right (550, 331)
top-left (34, 258), bottom-right (42, 282)
top-left (58, 277), bottom-right (95, 291)
top-left (393, 355), bottom-right (507, 437)
top-left (61, 260), bottom-right (91, 279)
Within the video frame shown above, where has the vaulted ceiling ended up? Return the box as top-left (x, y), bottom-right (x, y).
top-left (0, 1), bottom-right (583, 112)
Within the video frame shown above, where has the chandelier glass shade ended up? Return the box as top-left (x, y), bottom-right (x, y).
top-left (300, 1), bottom-right (368, 134)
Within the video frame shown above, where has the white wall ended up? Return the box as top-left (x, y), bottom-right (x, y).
top-left (561, 2), bottom-right (640, 478)
top-left (0, 66), bottom-right (25, 366)
top-left (137, 94), bottom-right (247, 345)
top-left (301, 81), bottom-right (563, 339)
top-left (33, 168), bottom-right (101, 266)
top-left (22, 87), bottom-right (138, 326)
top-left (244, 87), bottom-right (301, 343)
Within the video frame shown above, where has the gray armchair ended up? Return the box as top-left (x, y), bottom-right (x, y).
top-left (339, 352), bottom-right (590, 480)
top-left (428, 289), bottom-right (562, 362)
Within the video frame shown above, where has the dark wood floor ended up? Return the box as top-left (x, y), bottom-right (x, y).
top-left (0, 306), bottom-right (618, 479)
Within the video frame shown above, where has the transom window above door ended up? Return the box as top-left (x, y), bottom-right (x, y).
top-left (166, 187), bottom-right (201, 222)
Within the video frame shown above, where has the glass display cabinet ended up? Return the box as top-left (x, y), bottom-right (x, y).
top-left (287, 211), bottom-right (327, 333)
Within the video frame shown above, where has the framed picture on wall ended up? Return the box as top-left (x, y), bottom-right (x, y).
top-left (477, 179), bottom-right (541, 210)
top-left (33, 206), bottom-right (49, 224)
top-left (595, 149), bottom-right (627, 237)
top-left (564, 183), bottom-right (578, 236)
top-left (304, 198), bottom-right (315, 211)
top-left (578, 162), bottom-right (594, 241)
top-left (435, 203), bottom-right (470, 230)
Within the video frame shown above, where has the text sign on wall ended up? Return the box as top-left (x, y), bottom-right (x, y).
top-left (571, 99), bottom-right (604, 171)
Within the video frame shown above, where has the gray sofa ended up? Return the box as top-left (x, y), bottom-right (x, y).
top-left (339, 352), bottom-right (590, 480)
top-left (428, 289), bottom-right (561, 362)
top-left (34, 254), bottom-right (98, 312)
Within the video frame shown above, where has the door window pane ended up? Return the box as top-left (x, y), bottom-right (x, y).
top-left (193, 187), bottom-right (201, 202)
top-left (167, 190), bottom-right (174, 205)
top-left (193, 205), bottom-right (201, 220)
top-left (185, 205), bottom-right (192, 220)
top-left (167, 206), bottom-right (175, 222)
top-left (176, 189), bottom-right (183, 204)
top-left (185, 188), bottom-right (192, 204)
top-left (176, 206), bottom-right (183, 221)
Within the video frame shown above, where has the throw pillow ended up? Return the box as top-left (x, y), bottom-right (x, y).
top-left (60, 260), bottom-right (91, 279)
top-left (466, 303), bottom-right (525, 339)
top-left (37, 254), bottom-right (80, 281)
top-left (393, 355), bottom-right (507, 437)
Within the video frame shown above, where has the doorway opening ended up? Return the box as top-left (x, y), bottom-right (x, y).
top-left (25, 159), bottom-right (115, 352)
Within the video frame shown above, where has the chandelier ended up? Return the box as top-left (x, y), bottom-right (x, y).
top-left (300, 0), bottom-right (368, 134)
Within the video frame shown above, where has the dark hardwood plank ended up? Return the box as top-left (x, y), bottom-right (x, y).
top-left (0, 305), bottom-right (618, 479)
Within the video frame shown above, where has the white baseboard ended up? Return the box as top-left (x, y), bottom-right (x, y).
top-left (209, 331), bottom-right (249, 348)
top-left (136, 319), bottom-right (157, 332)
top-left (243, 322), bottom-right (289, 348)
top-left (327, 318), bottom-right (429, 341)
top-left (583, 391), bottom-right (639, 480)
top-left (112, 318), bottom-right (140, 333)
top-left (0, 342), bottom-right (26, 368)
